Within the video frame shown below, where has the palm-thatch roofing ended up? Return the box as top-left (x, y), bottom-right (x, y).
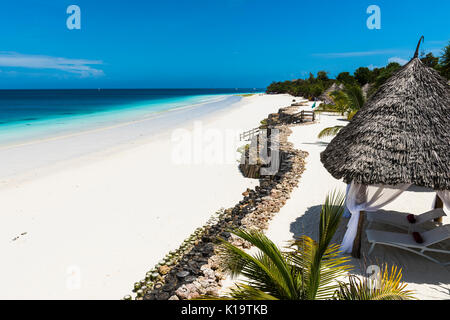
top-left (319, 83), bottom-right (345, 105)
top-left (321, 37), bottom-right (450, 190)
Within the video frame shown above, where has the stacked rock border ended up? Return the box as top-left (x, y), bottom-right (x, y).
top-left (125, 106), bottom-right (312, 300)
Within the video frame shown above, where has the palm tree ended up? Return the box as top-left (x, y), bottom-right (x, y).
top-left (317, 85), bottom-right (365, 138)
top-left (329, 90), bottom-right (350, 116)
top-left (345, 85), bottom-right (365, 111)
top-left (207, 192), bottom-right (414, 300)
top-left (345, 84), bottom-right (365, 120)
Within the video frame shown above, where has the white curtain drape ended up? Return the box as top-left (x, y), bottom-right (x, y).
top-left (341, 182), bottom-right (411, 253)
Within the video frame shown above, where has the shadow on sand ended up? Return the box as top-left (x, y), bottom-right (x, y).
top-left (301, 141), bottom-right (329, 147)
top-left (289, 205), bottom-right (450, 298)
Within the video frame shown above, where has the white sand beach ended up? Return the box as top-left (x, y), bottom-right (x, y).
top-left (0, 94), bottom-right (292, 299)
top-left (1, 93), bottom-right (448, 300)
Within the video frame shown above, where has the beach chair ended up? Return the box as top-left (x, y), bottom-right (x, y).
top-left (366, 208), bottom-right (446, 232)
top-left (366, 225), bottom-right (450, 265)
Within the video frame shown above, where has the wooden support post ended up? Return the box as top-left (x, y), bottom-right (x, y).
top-left (434, 195), bottom-right (444, 223)
top-left (351, 211), bottom-right (365, 259)
top-left (266, 127), bottom-right (272, 159)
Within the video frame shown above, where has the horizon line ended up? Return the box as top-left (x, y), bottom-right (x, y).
top-left (0, 87), bottom-right (267, 91)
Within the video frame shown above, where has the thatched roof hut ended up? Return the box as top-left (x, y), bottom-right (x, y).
top-left (321, 37), bottom-right (450, 191)
top-left (319, 83), bottom-right (344, 105)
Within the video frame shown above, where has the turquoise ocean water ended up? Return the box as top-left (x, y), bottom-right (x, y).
top-left (0, 89), bottom-right (262, 146)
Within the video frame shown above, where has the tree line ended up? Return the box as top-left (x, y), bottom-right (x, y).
top-left (266, 42), bottom-right (450, 100)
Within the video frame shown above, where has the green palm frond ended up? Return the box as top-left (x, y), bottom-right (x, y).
top-left (288, 236), bottom-right (351, 300)
top-left (347, 110), bottom-right (357, 120)
top-left (330, 90), bottom-right (349, 105)
top-left (289, 191), bottom-right (348, 300)
top-left (329, 90), bottom-right (350, 115)
top-left (217, 229), bottom-right (301, 299)
top-left (195, 283), bottom-right (279, 300)
top-left (224, 283), bottom-right (279, 300)
top-left (233, 229), bottom-right (296, 294)
top-left (335, 265), bottom-right (415, 300)
top-left (328, 85), bottom-right (365, 117)
top-left (344, 85), bottom-right (365, 111)
top-left (199, 191), bottom-right (413, 301)
top-left (318, 191), bottom-right (346, 248)
top-left (318, 126), bottom-right (344, 139)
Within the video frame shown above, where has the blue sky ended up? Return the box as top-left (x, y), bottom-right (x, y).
top-left (0, 0), bottom-right (448, 89)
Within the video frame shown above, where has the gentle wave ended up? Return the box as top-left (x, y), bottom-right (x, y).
top-left (0, 89), bottom-right (261, 146)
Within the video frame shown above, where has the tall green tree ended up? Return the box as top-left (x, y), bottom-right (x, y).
top-left (354, 67), bottom-right (372, 86)
top-left (420, 52), bottom-right (439, 69)
top-left (317, 70), bottom-right (329, 81)
top-left (439, 42), bottom-right (450, 80)
top-left (374, 62), bottom-right (401, 88)
top-left (336, 72), bottom-right (356, 85)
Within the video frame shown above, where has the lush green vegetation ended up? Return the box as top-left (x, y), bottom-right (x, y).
top-left (330, 85), bottom-right (365, 116)
top-left (265, 71), bottom-right (333, 99)
top-left (439, 42), bottom-right (450, 79)
top-left (204, 192), bottom-right (414, 300)
top-left (315, 84), bottom-right (365, 138)
top-left (266, 42), bottom-right (450, 100)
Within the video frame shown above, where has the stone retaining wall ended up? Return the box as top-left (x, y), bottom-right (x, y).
top-left (125, 109), bottom-right (312, 300)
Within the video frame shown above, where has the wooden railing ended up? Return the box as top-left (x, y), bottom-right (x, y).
top-left (239, 127), bottom-right (261, 141)
top-left (292, 110), bottom-right (315, 123)
top-left (240, 110), bottom-right (315, 141)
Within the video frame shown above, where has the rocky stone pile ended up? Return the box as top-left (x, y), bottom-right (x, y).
top-left (238, 128), bottom-right (281, 179)
top-left (267, 105), bottom-right (300, 126)
top-left (125, 110), bottom-right (311, 301)
top-left (266, 104), bottom-right (316, 126)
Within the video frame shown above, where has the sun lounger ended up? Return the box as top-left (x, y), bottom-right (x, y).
top-left (366, 225), bottom-right (450, 265)
top-left (366, 208), bottom-right (446, 232)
